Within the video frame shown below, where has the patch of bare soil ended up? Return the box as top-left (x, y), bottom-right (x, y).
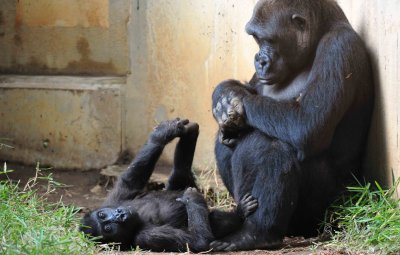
top-left (1, 163), bottom-right (341, 255)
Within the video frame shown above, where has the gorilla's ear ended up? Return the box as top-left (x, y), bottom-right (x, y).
top-left (79, 212), bottom-right (99, 237)
top-left (291, 14), bottom-right (306, 30)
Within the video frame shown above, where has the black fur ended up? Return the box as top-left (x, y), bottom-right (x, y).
top-left (80, 119), bottom-right (258, 252)
top-left (211, 0), bottom-right (374, 251)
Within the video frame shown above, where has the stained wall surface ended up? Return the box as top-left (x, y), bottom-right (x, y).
top-left (125, 0), bottom-right (258, 169)
top-left (0, 0), bottom-right (129, 168)
top-left (0, 0), bottom-right (129, 75)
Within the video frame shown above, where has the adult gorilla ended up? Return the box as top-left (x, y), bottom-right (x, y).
top-left (211, 0), bottom-right (374, 251)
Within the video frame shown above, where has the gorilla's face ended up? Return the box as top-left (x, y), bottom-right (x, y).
top-left (80, 206), bottom-right (141, 245)
top-left (246, 0), bottom-right (314, 85)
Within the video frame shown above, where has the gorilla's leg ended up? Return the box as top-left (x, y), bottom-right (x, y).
top-left (288, 157), bottom-right (338, 237)
top-left (167, 122), bottom-right (200, 190)
top-left (214, 139), bottom-right (235, 195)
top-left (211, 131), bottom-right (300, 251)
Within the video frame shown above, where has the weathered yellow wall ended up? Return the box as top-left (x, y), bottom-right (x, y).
top-left (0, 0), bottom-right (129, 169)
top-left (0, 0), bottom-right (129, 75)
top-left (125, 0), bottom-right (258, 169)
top-left (0, 76), bottom-right (125, 169)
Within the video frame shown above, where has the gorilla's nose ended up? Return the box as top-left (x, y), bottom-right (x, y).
top-left (114, 208), bottom-right (127, 222)
top-left (255, 53), bottom-right (271, 75)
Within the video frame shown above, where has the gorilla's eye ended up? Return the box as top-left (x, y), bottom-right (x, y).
top-left (104, 224), bottom-right (112, 232)
top-left (98, 211), bottom-right (106, 219)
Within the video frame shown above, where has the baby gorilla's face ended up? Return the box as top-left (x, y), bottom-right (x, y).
top-left (80, 206), bottom-right (140, 245)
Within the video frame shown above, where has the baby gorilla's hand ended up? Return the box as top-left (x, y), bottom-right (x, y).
top-left (176, 187), bottom-right (205, 205)
top-left (237, 193), bottom-right (258, 218)
top-left (150, 118), bottom-right (197, 145)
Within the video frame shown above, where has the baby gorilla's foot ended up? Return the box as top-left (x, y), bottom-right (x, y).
top-left (150, 118), bottom-right (198, 145)
top-left (238, 193), bottom-right (258, 218)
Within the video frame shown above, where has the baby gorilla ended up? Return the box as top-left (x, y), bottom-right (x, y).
top-left (80, 119), bottom-right (258, 252)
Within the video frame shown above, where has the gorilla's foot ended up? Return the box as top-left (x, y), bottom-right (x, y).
top-left (182, 122), bottom-right (199, 136)
top-left (209, 226), bottom-right (283, 252)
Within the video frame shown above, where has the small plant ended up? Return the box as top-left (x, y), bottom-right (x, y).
top-left (325, 179), bottom-right (400, 255)
top-left (0, 163), bottom-right (97, 255)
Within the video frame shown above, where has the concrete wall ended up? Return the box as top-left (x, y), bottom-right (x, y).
top-left (0, 76), bottom-right (124, 169)
top-left (0, 0), bottom-right (130, 168)
top-left (125, 0), bottom-right (257, 169)
top-left (0, 0), bottom-right (129, 75)
top-left (0, 0), bottom-right (399, 189)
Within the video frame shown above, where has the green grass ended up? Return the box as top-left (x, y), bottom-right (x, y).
top-left (0, 163), bottom-right (97, 255)
top-left (325, 179), bottom-right (400, 255)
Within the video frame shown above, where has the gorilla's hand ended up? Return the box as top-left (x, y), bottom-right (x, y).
top-left (213, 92), bottom-right (248, 147)
top-left (150, 118), bottom-right (191, 145)
top-left (210, 240), bottom-right (238, 252)
top-left (176, 187), bottom-right (205, 205)
top-left (213, 92), bottom-right (246, 131)
top-left (212, 80), bottom-right (256, 147)
top-left (237, 193), bottom-right (258, 218)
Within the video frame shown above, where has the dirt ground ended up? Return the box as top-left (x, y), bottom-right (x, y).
top-left (1, 162), bottom-right (345, 255)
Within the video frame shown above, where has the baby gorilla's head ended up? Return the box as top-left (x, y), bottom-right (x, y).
top-left (80, 206), bottom-right (141, 246)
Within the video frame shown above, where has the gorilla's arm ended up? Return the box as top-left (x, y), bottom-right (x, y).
top-left (134, 188), bottom-right (214, 253)
top-left (135, 225), bottom-right (192, 252)
top-left (244, 29), bottom-right (367, 156)
top-left (103, 145), bottom-right (163, 206)
top-left (216, 28), bottom-right (369, 158)
top-left (103, 119), bottom-right (190, 206)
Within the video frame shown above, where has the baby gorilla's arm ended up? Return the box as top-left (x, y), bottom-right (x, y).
top-left (208, 193), bottom-right (258, 239)
top-left (177, 187), bottom-right (214, 252)
top-left (177, 188), bottom-right (259, 249)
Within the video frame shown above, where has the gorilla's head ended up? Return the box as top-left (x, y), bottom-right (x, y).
top-left (245, 0), bottom-right (324, 85)
top-left (80, 206), bottom-right (141, 246)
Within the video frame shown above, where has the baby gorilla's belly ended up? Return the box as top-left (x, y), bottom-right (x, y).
top-left (134, 191), bottom-right (189, 228)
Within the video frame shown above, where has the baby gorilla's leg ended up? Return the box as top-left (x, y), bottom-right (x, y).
top-left (167, 121), bottom-right (200, 191)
